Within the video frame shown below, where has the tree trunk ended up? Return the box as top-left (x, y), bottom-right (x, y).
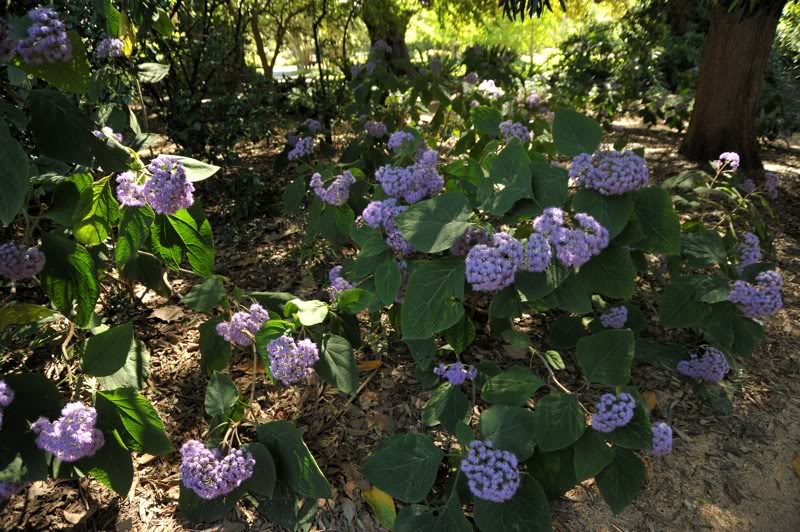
top-left (250, 15), bottom-right (271, 78)
top-left (679, 3), bottom-right (786, 171)
top-left (361, 0), bottom-right (414, 74)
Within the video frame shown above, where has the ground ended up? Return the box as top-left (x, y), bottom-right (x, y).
top-left (2, 122), bottom-right (799, 532)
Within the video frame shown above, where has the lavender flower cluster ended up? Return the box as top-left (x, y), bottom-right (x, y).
top-left (267, 336), bottom-right (320, 386)
top-left (361, 199), bottom-right (415, 255)
top-left (180, 440), bottom-right (255, 500)
top-left (365, 121), bottom-right (388, 138)
top-left (765, 172), bottom-right (780, 199)
top-left (0, 380), bottom-right (13, 430)
top-left (676, 346), bottom-right (730, 382)
top-left (569, 150), bottom-right (649, 196)
top-left (327, 265), bottom-right (353, 299)
top-left (31, 403), bottom-right (105, 462)
top-left (460, 440), bottom-right (520, 503)
top-left (96, 37), bottom-right (123, 59)
top-left (591, 393), bottom-right (636, 433)
top-left (116, 171), bottom-right (147, 207)
top-left (288, 137), bottom-right (315, 160)
top-left (216, 304), bottom-right (270, 347)
top-left (370, 39), bottom-right (392, 57)
top-left (713, 151), bottom-right (740, 171)
top-left (451, 227), bottom-right (491, 256)
top-left (464, 71), bottom-right (480, 85)
top-left (141, 156), bottom-right (195, 214)
top-left (376, 150), bottom-right (443, 204)
top-left (0, 481), bottom-right (25, 501)
top-left (465, 232), bottom-right (523, 292)
top-left (395, 260), bottom-right (408, 303)
top-left (93, 127), bottom-right (124, 143)
top-left (387, 131), bottom-right (415, 152)
top-left (523, 233), bottom-right (552, 272)
top-left (728, 270), bottom-right (784, 319)
top-left (650, 422), bottom-right (673, 456)
top-left (600, 306), bottom-right (628, 329)
top-left (499, 120), bottom-right (530, 143)
top-left (310, 171), bottom-right (356, 206)
top-left (434, 363), bottom-right (477, 385)
top-left (736, 232), bottom-right (762, 272)
top-left (0, 243), bottom-right (46, 282)
top-left (478, 79), bottom-right (505, 99)
top-left (526, 92), bottom-right (541, 109)
top-left (529, 208), bottom-right (609, 269)
top-left (16, 8), bottom-right (72, 65)
top-left (303, 118), bottom-right (322, 133)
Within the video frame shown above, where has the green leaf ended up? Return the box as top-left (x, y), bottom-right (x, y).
top-left (401, 258), bottom-right (465, 340)
top-left (604, 386), bottom-right (653, 449)
top-left (481, 367), bottom-right (544, 407)
top-left (96, 388), bottom-right (174, 456)
top-left (375, 259), bottom-right (402, 305)
top-left (546, 316), bottom-right (586, 349)
top-left (362, 486), bottom-right (397, 531)
top-left (179, 481), bottom-right (244, 523)
top-left (242, 442), bottom-right (277, 498)
top-left (97, 338), bottom-right (150, 390)
top-left (362, 433), bottom-right (443, 503)
top-left (489, 284), bottom-right (523, 319)
top-left (422, 383), bottom-right (471, 433)
top-left (479, 405), bottom-right (537, 460)
top-left (575, 329), bottom-right (635, 386)
top-left (116, 207), bottom-right (154, 266)
top-left (573, 429), bottom-right (615, 482)
top-left (701, 303), bottom-right (764, 357)
top-left (531, 160), bottom-right (569, 211)
top-left (595, 449), bottom-right (645, 514)
top-left (167, 203), bottom-right (214, 276)
top-left (334, 288), bottom-right (374, 314)
top-left (543, 350), bottom-right (565, 370)
top-left (473, 474), bottom-right (552, 532)
top-left (527, 447), bottom-right (578, 500)
top-left (254, 480), bottom-right (319, 530)
top-left (542, 276), bottom-right (591, 314)
top-left (172, 156), bottom-right (220, 182)
top-left (283, 175), bottom-right (307, 214)
top-left (205, 372), bottom-right (240, 419)
top-left (515, 264), bottom-right (571, 300)
top-left (471, 106), bottom-right (503, 135)
top-left (257, 420), bottom-right (332, 499)
top-left (0, 304), bottom-right (56, 329)
top-left (658, 278), bottom-right (712, 328)
top-left (406, 338), bottom-right (435, 370)
top-left (482, 138), bottom-right (533, 216)
top-left (13, 32), bottom-right (90, 94)
top-left (80, 320), bottom-right (133, 377)
top-left (681, 229), bottom-right (728, 268)
top-left (152, 7), bottom-right (175, 36)
top-left (288, 299), bottom-right (329, 326)
top-left (137, 62), bottom-right (170, 83)
top-left (532, 394), bottom-right (585, 452)
top-left (73, 175), bottom-right (119, 246)
top-left (572, 189), bottom-right (633, 239)
top-left (0, 134), bottom-right (29, 225)
top-left (182, 276), bottom-right (225, 312)
top-left (577, 246), bottom-right (637, 299)
top-left (552, 108), bottom-right (603, 157)
top-left (335, 205), bottom-right (356, 237)
top-left (443, 313), bottom-right (475, 355)
top-left (79, 430), bottom-right (133, 497)
top-left (121, 253), bottom-right (171, 296)
top-left (41, 231), bottom-right (99, 327)
top-left (150, 214), bottom-right (183, 270)
top-left (632, 187), bottom-right (681, 255)
top-left (395, 483), bottom-right (472, 532)
top-left (395, 192), bottom-right (473, 253)
top-left (634, 339), bottom-right (688, 369)
top-left (316, 334), bottom-right (358, 394)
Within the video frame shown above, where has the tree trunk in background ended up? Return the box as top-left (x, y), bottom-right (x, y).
top-left (361, 0), bottom-right (414, 73)
top-left (251, 15), bottom-right (271, 78)
top-left (679, 3), bottom-right (786, 171)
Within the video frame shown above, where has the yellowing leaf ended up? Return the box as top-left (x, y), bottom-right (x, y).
top-left (792, 453), bottom-right (800, 478)
top-left (358, 360), bottom-right (383, 371)
top-left (642, 390), bottom-right (657, 412)
top-left (362, 485), bottom-right (396, 530)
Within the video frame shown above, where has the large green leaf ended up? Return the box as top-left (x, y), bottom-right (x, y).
top-left (595, 449), bottom-right (645, 514)
top-left (546, 315), bottom-right (586, 349)
top-left (401, 258), bottom-right (465, 340)
top-left (527, 446), bottom-right (578, 500)
top-left (471, 106), bottom-right (503, 135)
top-left (81, 321), bottom-right (134, 377)
top-left (631, 187), bottom-right (681, 255)
top-left (204, 372), bottom-right (240, 419)
top-left (701, 303), bottom-right (764, 357)
top-left (172, 156), bottom-right (220, 182)
top-left (394, 481), bottom-right (472, 532)
top-left (333, 288), bottom-right (374, 314)
top-left (286, 299), bottom-right (329, 326)
top-left (422, 383), bottom-right (471, 433)
top-left (515, 264), bottom-right (571, 301)
top-left (658, 278), bottom-right (712, 328)
top-left (573, 429), bottom-right (615, 482)
top-left (73, 175), bottom-right (119, 246)
top-left (531, 160), bottom-right (568, 211)
top-left (257, 420), bottom-right (332, 499)
top-left (473, 474), bottom-right (552, 532)
top-left (575, 329), bottom-right (635, 386)
top-left (406, 338), bottom-right (435, 370)
top-left (0, 134), bottom-right (29, 225)
top-left (179, 482), bottom-right (244, 522)
top-left (395, 192), bottom-right (473, 253)
top-left (241, 442), bottom-right (277, 498)
top-left (13, 32), bottom-right (90, 94)
top-left (489, 284), bottom-right (523, 319)
top-left (552, 108), bottom-right (603, 157)
top-left (97, 338), bottom-right (150, 390)
top-left (315, 334), bottom-right (358, 394)
top-left (572, 189), bottom-right (633, 239)
top-left (681, 229), bottom-right (728, 268)
top-left (604, 386), bottom-right (653, 449)
top-left (121, 253), bottom-right (171, 296)
top-left (283, 174), bottom-right (307, 214)
top-left (443, 313), bottom-right (475, 355)
top-left (181, 276), bottom-right (226, 312)
top-left (532, 394), bottom-right (585, 452)
top-left (116, 206), bottom-right (154, 266)
top-left (479, 405), bottom-right (537, 460)
top-left (375, 259), bottom-right (402, 305)
top-left (96, 388), bottom-right (174, 456)
top-left (0, 304), bottom-right (56, 329)
top-left (40, 231), bottom-right (99, 327)
top-left (482, 138), bottom-right (533, 215)
top-left (79, 430), bottom-right (133, 497)
top-left (481, 366), bottom-right (544, 407)
top-left (542, 276), bottom-right (591, 314)
top-left (576, 246), bottom-right (636, 299)
top-left (362, 434), bottom-right (443, 503)
top-left (255, 480), bottom-right (319, 530)
top-left (167, 203), bottom-right (214, 276)
top-left (150, 214), bottom-right (183, 270)
top-left (634, 339), bottom-right (688, 368)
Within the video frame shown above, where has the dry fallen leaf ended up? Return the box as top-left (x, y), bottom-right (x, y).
top-left (358, 360), bottom-right (382, 371)
top-left (151, 305), bottom-right (185, 322)
top-left (643, 390), bottom-right (658, 412)
top-left (792, 453), bottom-right (800, 477)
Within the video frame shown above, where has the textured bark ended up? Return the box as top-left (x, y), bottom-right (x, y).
top-left (250, 15), bottom-right (271, 78)
top-left (679, 3), bottom-right (786, 170)
top-left (361, 0), bottom-right (415, 74)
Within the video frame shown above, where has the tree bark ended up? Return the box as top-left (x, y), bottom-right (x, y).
top-left (250, 15), bottom-right (271, 78)
top-left (361, 0), bottom-right (415, 74)
top-left (679, 3), bottom-right (786, 171)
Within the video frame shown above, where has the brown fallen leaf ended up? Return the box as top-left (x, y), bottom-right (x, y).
top-left (792, 453), bottom-right (800, 477)
top-left (358, 360), bottom-right (382, 371)
top-left (151, 305), bottom-right (185, 322)
top-left (643, 390), bottom-right (658, 412)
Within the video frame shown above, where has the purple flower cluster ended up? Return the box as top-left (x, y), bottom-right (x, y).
top-left (0, 243), bottom-right (46, 282)
top-left (713, 152), bottom-right (740, 171)
top-left (327, 265), bottom-right (353, 299)
top-left (650, 422), bottom-right (673, 456)
top-left (96, 37), bottom-right (123, 59)
top-left (600, 306), bottom-right (628, 329)
top-left (115, 171), bottom-right (147, 207)
top-left (361, 199), bottom-right (415, 255)
top-left (365, 121), bottom-right (388, 138)
top-left (310, 171), bottom-right (356, 206)
top-left (570, 150), bottom-right (649, 196)
top-left (286, 133), bottom-right (300, 147)
top-left (180, 440), bottom-right (255, 500)
top-left (0, 481), bottom-right (26, 501)
top-left (434, 362), bottom-right (477, 385)
top-left (288, 137), bottom-right (315, 160)
top-left (464, 72), bottom-right (479, 85)
top-left (728, 270), bottom-right (784, 319)
top-left (376, 153), bottom-right (443, 204)
top-left (676, 346), bottom-right (730, 382)
top-left (0, 380), bottom-right (14, 430)
top-left (140, 156), bottom-right (195, 215)
top-left (216, 304), bottom-right (269, 347)
top-left (478, 79), bottom-right (505, 99)
top-left (741, 179), bottom-right (756, 194)
top-left (31, 403), bottom-right (105, 462)
top-left (429, 56), bottom-right (443, 75)
top-left (531, 208), bottom-right (609, 269)
top-left (387, 131), bottom-right (415, 152)
top-left (0, 20), bottom-right (17, 64)
top-left (17, 8), bottom-right (72, 64)
top-left (736, 232), bottom-right (762, 272)
top-left (451, 226), bottom-right (491, 256)
top-left (591, 393), bottom-right (636, 433)
top-left (93, 127), bottom-right (124, 143)
top-left (395, 260), bottom-right (408, 303)
top-left (499, 120), bottom-right (530, 143)
top-left (523, 233), bottom-right (552, 272)
top-left (350, 64), bottom-right (363, 77)
top-left (303, 118), bottom-right (322, 132)
top-left (525, 92), bottom-right (541, 109)
top-left (465, 232), bottom-right (523, 292)
top-left (267, 336), bottom-right (320, 386)
top-left (765, 172), bottom-right (780, 199)
top-left (460, 440), bottom-right (520, 503)
top-left (370, 39), bottom-right (392, 57)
